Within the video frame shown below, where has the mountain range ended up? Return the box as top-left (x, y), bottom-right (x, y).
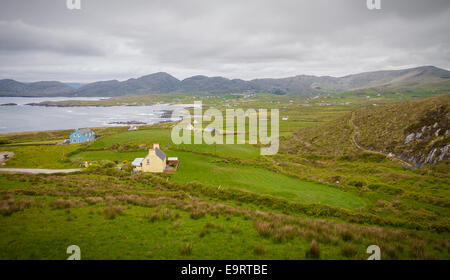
top-left (1, 66), bottom-right (449, 97)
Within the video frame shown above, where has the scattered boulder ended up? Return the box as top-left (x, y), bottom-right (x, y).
top-left (437, 145), bottom-right (450, 162)
top-left (404, 133), bottom-right (415, 144)
top-left (424, 148), bottom-right (438, 164)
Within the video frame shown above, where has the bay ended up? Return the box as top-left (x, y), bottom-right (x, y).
top-left (0, 97), bottom-right (185, 134)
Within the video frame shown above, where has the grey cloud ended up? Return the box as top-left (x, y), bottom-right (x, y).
top-left (0, 0), bottom-right (448, 82)
top-left (0, 20), bottom-right (105, 56)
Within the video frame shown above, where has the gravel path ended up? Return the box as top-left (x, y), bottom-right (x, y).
top-left (349, 112), bottom-right (413, 168)
top-left (0, 168), bottom-right (82, 174)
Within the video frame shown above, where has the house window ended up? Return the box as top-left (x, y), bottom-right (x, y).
top-left (147, 159), bottom-right (150, 165)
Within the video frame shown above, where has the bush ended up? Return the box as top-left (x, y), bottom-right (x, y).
top-left (104, 205), bottom-right (124, 219)
top-left (253, 244), bottom-right (267, 255)
top-left (341, 243), bottom-right (358, 258)
top-left (147, 212), bottom-right (160, 222)
top-left (85, 197), bottom-right (103, 205)
top-left (51, 198), bottom-right (85, 209)
top-left (0, 198), bottom-right (35, 216)
top-left (98, 160), bottom-right (115, 168)
top-left (147, 208), bottom-right (175, 222)
top-left (306, 239), bottom-right (320, 259)
top-left (199, 228), bottom-right (209, 238)
top-left (254, 220), bottom-right (273, 238)
top-left (349, 180), bottom-right (364, 188)
top-left (180, 243), bottom-right (192, 255)
top-left (410, 242), bottom-right (425, 260)
top-left (340, 230), bottom-right (355, 241)
top-left (190, 209), bottom-right (205, 219)
top-left (378, 185), bottom-right (404, 195)
top-left (231, 224), bottom-right (241, 234)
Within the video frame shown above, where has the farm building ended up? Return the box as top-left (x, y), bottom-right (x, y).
top-left (133, 144), bottom-right (175, 173)
top-left (168, 157), bottom-right (178, 164)
top-left (70, 128), bottom-right (95, 144)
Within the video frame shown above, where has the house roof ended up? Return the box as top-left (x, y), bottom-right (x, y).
top-left (75, 128), bottom-right (93, 136)
top-left (132, 158), bottom-right (144, 166)
top-left (154, 147), bottom-right (166, 161)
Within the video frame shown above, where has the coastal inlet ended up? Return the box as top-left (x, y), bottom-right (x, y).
top-left (0, 97), bottom-right (186, 134)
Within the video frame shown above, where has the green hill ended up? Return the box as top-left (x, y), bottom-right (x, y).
top-left (283, 93), bottom-right (450, 168)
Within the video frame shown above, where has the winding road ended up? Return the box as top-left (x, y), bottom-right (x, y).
top-left (349, 112), bottom-right (413, 168)
top-left (0, 168), bottom-right (82, 174)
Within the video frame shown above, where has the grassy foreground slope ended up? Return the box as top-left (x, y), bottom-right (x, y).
top-left (0, 170), bottom-right (448, 260)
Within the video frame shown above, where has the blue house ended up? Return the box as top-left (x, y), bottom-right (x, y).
top-left (70, 128), bottom-right (95, 144)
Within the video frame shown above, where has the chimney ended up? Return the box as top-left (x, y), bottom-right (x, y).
top-left (153, 143), bottom-right (160, 149)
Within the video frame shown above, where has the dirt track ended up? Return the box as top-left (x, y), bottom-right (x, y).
top-left (349, 112), bottom-right (413, 168)
top-left (0, 168), bottom-right (81, 174)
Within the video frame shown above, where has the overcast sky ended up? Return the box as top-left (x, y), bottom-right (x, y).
top-left (0, 0), bottom-right (449, 83)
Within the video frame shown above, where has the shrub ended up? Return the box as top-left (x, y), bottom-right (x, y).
top-left (410, 242), bottom-right (425, 260)
top-left (276, 225), bottom-right (297, 241)
top-left (231, 224), bottom-right (241, 234)
top-left (349, 180), bottom-right (364, 188)
top-left (199, 228), bottom-right (209, 238)
top-left (306, 239), bottom-right (320, 259)
top-left (376, 200), bottom-right (387, 207)
top-left (147, 212), bottom-right (160, 222)
top-left (104, 205), bottom-right (124, 219)
top-left (161, 208), bottom-right (174, 220)
top-left (190, 209), bottom-right (205, 219)
top-left (172, 220), bottom-right (182, 228)
top-left (51, 198), bottom-right (84, 209)
top-left (180, 243), bottom-right (192, 255)
top-left (85, 197), bottom-right (103, 205)
top-left (384, 245), bottom-right (398, 260)
top-left (341, 243), bottom-right (358, 258)
top-left (98, 160), bottom-right (115, 168)
top-left (368, 183), bottom-right (383, 190)
top-left (254, 220), bottom-right (273, 238)
top-left (253, 244), bottom-right (267, 255)
top-left (205, 222), bottom-right (224, 231)
top-left (147, 208), bottom-right (175, 222)
top-left (0, 198), bottom-right (35, 216)
top-left (339, 228), bottom-right (355, 241)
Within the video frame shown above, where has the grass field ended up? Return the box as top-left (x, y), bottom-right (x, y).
top-left (0, 172), bottom-right (447, 260)
top-left (3, 145), bottom-right (80, 169)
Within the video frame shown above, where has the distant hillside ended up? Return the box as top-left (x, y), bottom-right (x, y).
top-left (65, 83), bottom-right (87, 89)
top-left (0, 79), bottom-right (75, 96)
top-left (1, 66), bottom-right (449, 97)
top-left (283, 93), bottom-right (450, 168)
